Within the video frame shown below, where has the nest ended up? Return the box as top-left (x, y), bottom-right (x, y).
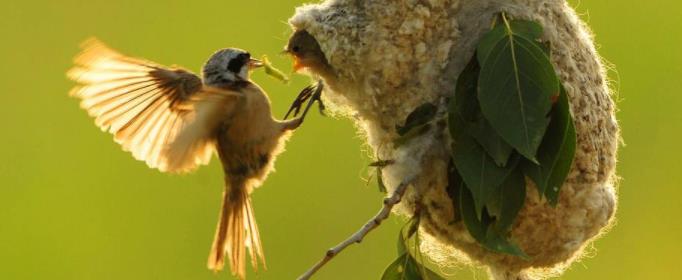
top-left (288, 0), bottom-right (620, 278)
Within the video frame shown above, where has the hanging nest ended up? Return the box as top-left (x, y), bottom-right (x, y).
top-left (288, 0), bottom-right (619, 279)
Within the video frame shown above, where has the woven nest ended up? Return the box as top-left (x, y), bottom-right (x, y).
top-left (288, 0), bottom-right (620, 278)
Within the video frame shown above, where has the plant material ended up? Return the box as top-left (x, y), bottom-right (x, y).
top-left (447, 13), bottom-right (577, 256)
top-left (450, 56), bottom-right (513, 167)
top-left (261, 55), bottom-right (290, 83)
top-left (460, 185), bottom-right (528, 258)
top-left (370, 159), bottom-right (395, 193)
top-left (477, 17), bottom-right (559, 161)
top-left (522, 86), bottom-right (576, 205)
top-left (445, 160), bottom-right (463, 224)
top-left (394, 103), bottom-right (438, 147)
top-left (396, 103), bottom-right (438, 136)
top-left (290, 1), bottom-right (618, 278)
top-left (382, 217), bottom-right (445, 280)
top-left (297, 177), bottom-right (417, 280)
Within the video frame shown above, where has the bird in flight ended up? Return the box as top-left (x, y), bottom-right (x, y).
top-left (67, 39), bottom-right (303, 279)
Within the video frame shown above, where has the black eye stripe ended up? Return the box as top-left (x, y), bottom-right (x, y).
top-left (227, 53), bottom-right (250, 73)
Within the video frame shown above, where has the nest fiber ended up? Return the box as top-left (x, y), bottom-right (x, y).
top-left (289, 0), bottom-right (619, 278)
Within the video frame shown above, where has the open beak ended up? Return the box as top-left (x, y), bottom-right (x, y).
top-left (292, 57), bottom-right (305, 72)
top-left (282, 49), bottom-right (306, 72)
top-left (248, 58), bottom-right (264, 69)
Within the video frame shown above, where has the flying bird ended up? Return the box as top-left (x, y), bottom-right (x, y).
top-left (67, 39), bottom-right (303, 279)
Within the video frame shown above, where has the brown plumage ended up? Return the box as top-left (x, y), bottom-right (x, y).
top-left (67, 38), bottom-right (301, 279)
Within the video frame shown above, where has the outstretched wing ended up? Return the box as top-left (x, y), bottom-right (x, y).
top-left (68, 38), bottom-right (242, 173)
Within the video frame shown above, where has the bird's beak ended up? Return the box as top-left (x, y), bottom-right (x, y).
top-left (282, 49), bottom-right (305, 72)
top-left (248, 58), bottom-right (264, 69)
top-left (292, 57), bottom-right (305, 72)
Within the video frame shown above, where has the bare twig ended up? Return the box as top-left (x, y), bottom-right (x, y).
top-left (297, 177), bottom-right (416, 280)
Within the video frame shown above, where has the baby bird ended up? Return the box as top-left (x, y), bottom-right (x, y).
top-left (67, 39), bottom-right (302, 279)
top-left (285, 30), bottom-right (335, 81)
top-left (284, 30), bottom-right (334, 122)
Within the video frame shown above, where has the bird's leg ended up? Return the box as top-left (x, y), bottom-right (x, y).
top-left (284, 85), bottom-right (314, 119)
top-left (282, 117), bottom-right (304, 131)
top-left (284, 80), bottom-right (325, 123)
top-left (298, 80), bottom-right (324, 121)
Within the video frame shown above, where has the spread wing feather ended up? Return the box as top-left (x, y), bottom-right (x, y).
top-left (68, 38), bottom-right (242, 173)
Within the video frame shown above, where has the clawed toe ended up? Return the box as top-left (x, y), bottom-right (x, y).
top-left (284, 80), bottom-right (325, 128)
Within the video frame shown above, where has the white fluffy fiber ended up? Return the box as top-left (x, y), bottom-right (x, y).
top-left (289, 0), bottom-right (620, 279)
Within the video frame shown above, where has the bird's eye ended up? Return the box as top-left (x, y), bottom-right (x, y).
top-left (292, 46), bottom-right (300, 53)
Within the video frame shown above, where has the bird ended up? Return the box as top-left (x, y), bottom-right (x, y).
top-left (285, 30), bottom-right (334, 82)
top-left (67, 38), bottom-right (303, 279)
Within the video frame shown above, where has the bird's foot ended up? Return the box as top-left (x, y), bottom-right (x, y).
top-left (284, 80), bottom-right (325, 124)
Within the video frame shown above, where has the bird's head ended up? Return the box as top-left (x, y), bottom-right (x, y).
top-left (285, 30), bottom-right (334, 79)
top-left (202, 48), bottom-right (263, 86)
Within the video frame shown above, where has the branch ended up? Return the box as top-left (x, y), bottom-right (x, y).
top-left (297, 177), bottom-right (416, 280)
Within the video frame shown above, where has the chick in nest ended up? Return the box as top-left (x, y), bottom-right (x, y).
top-left (283, 30), bottom-right (331, 123)
top-left (285, 30), bottom-right (335, 82)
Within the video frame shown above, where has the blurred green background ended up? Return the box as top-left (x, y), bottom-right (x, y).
top-left (0, 1), bottom-right (679, 279)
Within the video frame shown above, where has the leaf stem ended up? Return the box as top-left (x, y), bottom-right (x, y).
top-left (297, 177), bottom-right (416, 280)
top-left (502, 12), bottom-right (532, 154)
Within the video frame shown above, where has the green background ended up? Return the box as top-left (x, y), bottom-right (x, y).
top-left (0, 1), bottom-right (679, 279)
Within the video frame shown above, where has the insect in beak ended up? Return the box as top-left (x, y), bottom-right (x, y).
top-left (248, 58), bottom-right (264, 69)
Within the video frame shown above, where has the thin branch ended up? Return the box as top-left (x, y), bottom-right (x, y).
top-left (297, 177), bottom-right (416, 280)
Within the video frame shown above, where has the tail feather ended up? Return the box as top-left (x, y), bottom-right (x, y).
top-left (207, 180), bottom-right (265, 279)
top-left (244, 199), bottom-right (266, 269)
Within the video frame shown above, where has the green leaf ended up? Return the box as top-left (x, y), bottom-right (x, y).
top-left (459, 186), bottom-right (528, 257)
top-left (394, 124), bottom-right (431, 147)
top-left (486, 168), bottom-right (526, 233)
top-left (381, 253), bottom-right (417, 280)
top-left (377, 167), bottom-right (387, 193)
top-left (450, 57), bottom-right (481, 127)
top-left (477, 18), bottom-right (558, 161)
top-left (477, 19), bottom-right (544, 65)
top-left (483, 227), bottom-right (529, 259)
top-left (451, 55), bottom-right (513, 166)
top-left (470, 119), bottom-right (514, 166)
top-left (394, 102), bottom-right (437, 147)
top-left (398, 217), bottom-right (420, 255)
top-left (449, 55), bottom-right (519, 218)
top-left (397, 103), bottom-right (438, 136)
top-left (370, 159), bottom-right (393, 193)
top-left (370, 160), bottom-right (395, 167)
top-left (459, 185), bottom-right (490, 242)
top-left (406, 217), bottom-right (420, 239)
top-left (539, 41), bottom-right (552, 56)
top-left (381, 254), bottom-right (445, 280)
top-left (397, 229), bottom-right (407, 256)
top-left (522, 85), bottom-right (576, 206)
top-left (452, 132), bottom-right (519, 219)
top-left (385, 218), bottom-right (446, 280)
top-left (445, 160), bottom-right (463, 224)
